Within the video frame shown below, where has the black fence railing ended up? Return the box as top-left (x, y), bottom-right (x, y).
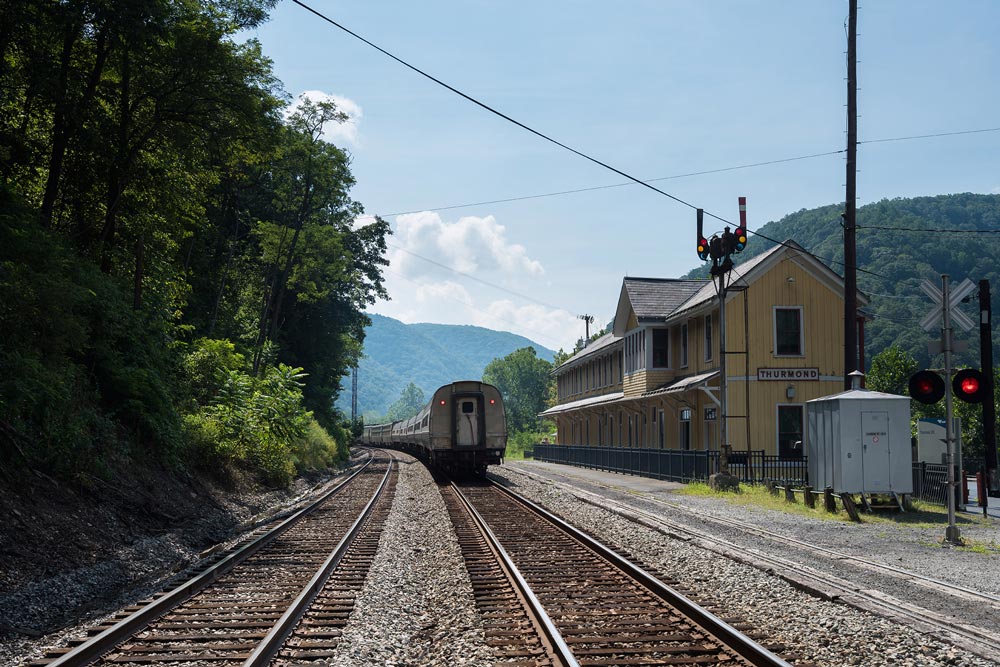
top-left (911, 461), bottom-right (953, 506)
top-left (532, 445), bottom-right (807, 485)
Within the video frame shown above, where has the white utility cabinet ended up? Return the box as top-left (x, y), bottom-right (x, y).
top-left (806, 389), bottom-right (912, 494)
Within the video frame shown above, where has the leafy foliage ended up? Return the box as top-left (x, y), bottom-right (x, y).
top-left (686, 193), bottom-right (1000, 369)
top-left (0, 1), bottom-right (387, 487)
top-left (334, 313), bottom-right (556, 420)
top-left (382, 383), bottom-right (426, 422)
top-left (483, 347), bottom-right (553, 433)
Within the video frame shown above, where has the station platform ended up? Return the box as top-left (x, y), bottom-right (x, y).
top-left (501, 459), bottom-right (685, 499)
top-left (503, 459), bottom-right (1000, 521)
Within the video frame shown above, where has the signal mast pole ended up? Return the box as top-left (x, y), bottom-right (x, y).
top-left (844, 0), bottom-right (859, 389)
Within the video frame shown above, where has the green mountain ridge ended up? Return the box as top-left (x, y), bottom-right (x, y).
top-left (335, 314), bottom-right (555, 420)
top-left (685, 192), bottom-right (1000, 369)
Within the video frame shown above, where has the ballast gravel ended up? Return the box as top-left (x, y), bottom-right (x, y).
top-left (494, 461), bottom-right (1000, 667)
top-left (325, 455), bottom-right (496, 667)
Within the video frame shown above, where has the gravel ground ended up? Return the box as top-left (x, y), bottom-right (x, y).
top-left (0, 464), bottom-right (360, 667)
top-left (494, 461), bottom-right (1000, 667)
top-left (325, 454), bottom-right (495, 667)
top-left (8, 451), bottom-right (1000, 667)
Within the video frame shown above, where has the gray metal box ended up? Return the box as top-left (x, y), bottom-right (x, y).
top-left (806, 389), bottom-right (912, 494)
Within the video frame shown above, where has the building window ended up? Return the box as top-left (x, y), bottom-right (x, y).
top-left (774, 307), bottom-right (803, 356)
top-left (679, 408), bottom-right (691, 450)
top-left (652, 329), bottom-right (669, 368)
top-left (704, 314), bottom-right (713, 362)
top-left (778, 404), bottom-right (804, 459)
top-left (680, 323), bottom-right (689, 368)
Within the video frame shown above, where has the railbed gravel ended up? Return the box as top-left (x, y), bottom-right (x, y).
top-left (325, 454), bottom-right (496, 667)
top-left (493, 462), bottom-right (1000, 667)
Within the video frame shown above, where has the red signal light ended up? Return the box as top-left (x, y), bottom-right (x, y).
top-left (733, 226), bottom-right (747, 252)
top-left (953, 368), bottom-right (986, 403)
top-left (908, 370), bottom-right (944, 404)
top-left (697, 237), bottom-right (709, 261)
top-left (439, 400), bottom-right (446, 406)
top-left (489, 399), bottom-right (495, 404)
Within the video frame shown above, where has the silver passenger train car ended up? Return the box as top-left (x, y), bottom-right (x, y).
top-left (360, 381), bottom-right (507, 476)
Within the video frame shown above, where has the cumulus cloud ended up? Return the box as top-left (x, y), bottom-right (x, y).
top-left (369, 211), bottom-right (588, 350)
top-left (286, 90), bottom-right (363, 146)
top-left (389, 211), bottom-right (544, 280)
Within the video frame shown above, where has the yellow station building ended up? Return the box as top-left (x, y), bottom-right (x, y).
top-left (541, 240), bottom-right (868, 461)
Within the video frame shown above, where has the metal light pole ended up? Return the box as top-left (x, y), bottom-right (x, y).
top-left (942, 275), bottom-right (961, 545)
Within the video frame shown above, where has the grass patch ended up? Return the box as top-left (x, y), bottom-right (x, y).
top-left (679, 482), bottom-right (998, 529)
top-left (679, 481), bottom-right (852, 522)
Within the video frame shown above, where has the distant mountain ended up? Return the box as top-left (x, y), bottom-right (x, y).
top-left (335, 313), bottom-right (556, 421)
top-left (684, 193), bottom-right (1000, 368)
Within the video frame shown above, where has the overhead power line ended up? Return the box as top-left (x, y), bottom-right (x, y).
top-left (291, 0), bottom-right (703, 212)
top-left (291, 0), bottom-right (986, 295)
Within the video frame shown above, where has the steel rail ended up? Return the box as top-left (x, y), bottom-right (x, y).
top-left (45, 453), bottom-right (376, 667)
top-left (512, 466), bottom-right (1000, 607)
top-left (242, 456), bottom-right (395, 667)
top-left (449, 482), bottom-right (579, 667)
top-left (503, 466), bottom-right (1000, 661)
top-left (489, 479), bottom-right (795, 667)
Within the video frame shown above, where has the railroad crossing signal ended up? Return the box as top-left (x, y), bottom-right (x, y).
top-left (908, 370), bottom-right (945, 404)
top-left (920, 278), bottom-right (976, 332)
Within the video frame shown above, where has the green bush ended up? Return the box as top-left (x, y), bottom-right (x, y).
top-left (504, 430), bottom-right (548, 460)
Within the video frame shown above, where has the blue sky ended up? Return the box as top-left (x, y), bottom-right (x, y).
top-left (248, 1), bottom-right (1000, 351)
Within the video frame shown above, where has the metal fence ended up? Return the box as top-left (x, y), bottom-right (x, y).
top-left (532, 445), bottom-right (808, 485)
top-left (911, 462), bottom-right (952, 505)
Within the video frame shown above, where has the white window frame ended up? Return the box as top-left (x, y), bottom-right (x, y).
top-left (773, 306), bottom-right (805, 357)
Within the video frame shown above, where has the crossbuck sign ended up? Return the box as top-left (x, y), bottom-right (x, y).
top-left (920, 278), bottom-right (976, 333)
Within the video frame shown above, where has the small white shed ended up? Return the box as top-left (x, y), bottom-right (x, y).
top-left (806, 389), bottom-right (912, 495)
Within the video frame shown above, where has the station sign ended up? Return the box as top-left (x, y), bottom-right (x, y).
top-left (757, 368), bottom-right (819, 381)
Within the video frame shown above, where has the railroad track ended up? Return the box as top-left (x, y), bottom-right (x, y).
top-left (500, 465), bottom-right (1000, 662)
top-left (447, 478), bottom-right (793, 667)
top-left (33, 452), bottom-right (396, 667)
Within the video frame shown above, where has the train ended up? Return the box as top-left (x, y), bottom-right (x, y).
top-left (359, 381), bottom-right (507, 476)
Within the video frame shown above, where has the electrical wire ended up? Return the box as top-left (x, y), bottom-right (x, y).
top-left (290, 0), bottom-right (985, 296)
top-left (387, 241), bottom-right (566, 312)
top-left (857, 225), bottom-right (1000, 233)
top-left (356, 149), bottom-right (846, 221)
top-left (291, 0), bottom-right (703, 214)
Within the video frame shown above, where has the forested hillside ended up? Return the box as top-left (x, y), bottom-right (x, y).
top-left (1, 0), bottom-right (389, 485)
top-left (334, 314), bottom-right (555, 420)
top-left (686, 193), bottom-right (1000, 368)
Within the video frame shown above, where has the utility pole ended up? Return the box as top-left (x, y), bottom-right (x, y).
top-left (843, 0), bottom-right (859, 390)
top-left (981, 279), bottom-right (997, 495)
top-left (942, 276), bottom-right (961, 545)
top-left (696, 202), bottom-right (747, 489)
top-left (351, 364), bottom-right (358, 423)
top-left (578, 314), bottom-right (595, 342)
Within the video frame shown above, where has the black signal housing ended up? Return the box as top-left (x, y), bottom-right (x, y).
top-left (953, 368), bottom-right (987, 403)
top-left (908, 370), bottom-right (945, 404)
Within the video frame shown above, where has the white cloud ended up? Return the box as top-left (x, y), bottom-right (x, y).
top-left (369, 211), bottom-right (590, 350)
top-left (991, 186), bottom-right (1000, 195)
top-left (287, 90), bottom-right (363, 146)
top-left (389, 211), bottom-right (544, 280)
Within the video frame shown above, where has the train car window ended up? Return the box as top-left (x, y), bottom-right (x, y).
top-left (462, 401), bottom-right (474, 414)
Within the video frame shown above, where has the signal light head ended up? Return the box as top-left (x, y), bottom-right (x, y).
top-left (733, 226), bottom-right (747, 252)
top-left (697, 237), bottom-right (709, 261)
top-left (908, 370), bottom-right (945, 404)
top-left (953, 368), bottom-right (987, 403)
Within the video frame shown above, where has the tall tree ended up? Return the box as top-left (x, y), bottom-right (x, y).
top-left (385, 383), bottom-right (425, 422)
top-left (483, 347), bottom-right (552, 433)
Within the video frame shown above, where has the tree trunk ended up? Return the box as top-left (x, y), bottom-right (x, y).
top-left (39, 23), bottom-right (80, 228)
top-left (98, 40), bottom-right (130, 273)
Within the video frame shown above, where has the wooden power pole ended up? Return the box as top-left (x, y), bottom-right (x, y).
top-left (844, 0), bottom-right (859, 389)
